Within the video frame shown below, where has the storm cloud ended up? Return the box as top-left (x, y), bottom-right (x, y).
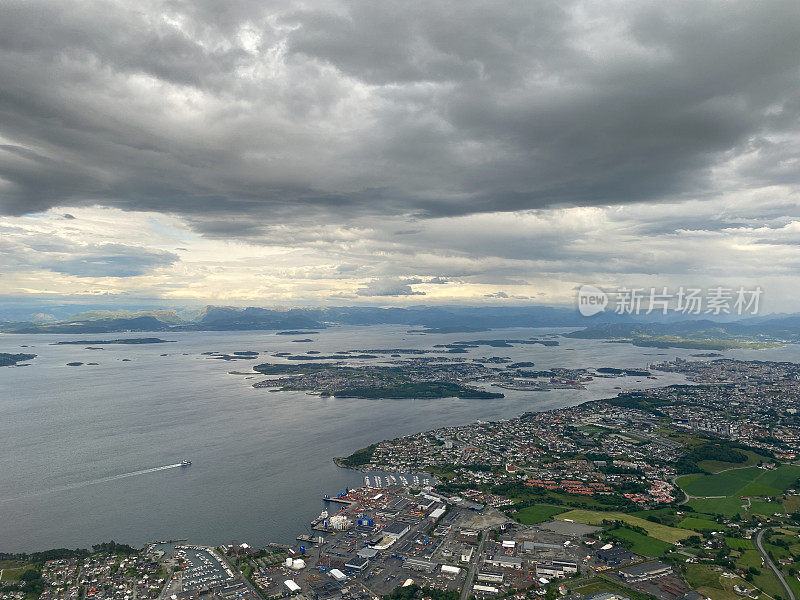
top-left (1, 0), bottom-right (799, 230)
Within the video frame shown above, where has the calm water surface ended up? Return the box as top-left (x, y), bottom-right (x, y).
top-left (2, 325), bottom-right (796, 551)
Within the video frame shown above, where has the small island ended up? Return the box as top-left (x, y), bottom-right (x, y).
top-left (276, 330), bottom-right (319, 335)
top-left (55, 338), bottom-right (174, 345)
top-left (0, 352), bottom-right (37, 366)
top-left (406, 326), bottom-right (490, 334)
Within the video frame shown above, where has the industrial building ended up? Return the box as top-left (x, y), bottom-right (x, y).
top-left (618, 561), bottom-right (673, 582)
top-left (595, 546), bottom-right (635, 566)
top-left (476, 572), bottom-right (504, 585)
top-left (522, 541), bottom-right (562, 553)
top-left (440, 565), bottom-right (461, 578)
top-left (535, 560), bottom-right (578, 578)
top-left (344, 558), bottom-right (369, 571)
top-left (485, 555), bottom-right (524, 569)
top-left (383, 521), bottom-right (411, 538)
top-left (402, 558), bottom-right (437, 573)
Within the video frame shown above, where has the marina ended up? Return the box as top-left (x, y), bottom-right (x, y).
top-left (171, 545), bottom-right (235, 592)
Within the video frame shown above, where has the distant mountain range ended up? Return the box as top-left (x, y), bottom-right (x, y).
top-left (0, 305), bottom-right (621, 334)
top-left (564, 318), bottom-right (800, 349)
top-left (2, 305), bottom-right (800, 345)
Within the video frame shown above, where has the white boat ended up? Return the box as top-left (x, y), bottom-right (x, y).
top-left (181, 460), bottom-right (192, 467)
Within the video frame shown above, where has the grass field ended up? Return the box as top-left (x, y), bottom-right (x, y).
top-left (784, 495), bottom-right (800, 513)
top-left (750, 498), bottom-right (784, 516)
top-left (555, 509), bottom-right (693, 542)
top-left (698, 450), bottom-right (773, 474)
top-left (739, 465), bottom-right (800, 496)
top-left (514, 504), bottom-right (568, 524)
top-left (723, 538), bottom-right (760, 570)
top-left (678, 516), bottom-right (725, 531)
top-left (684, 564), bottom-right (758, 600)
top-left (678, 466), bottom-right (763, 496)
top-left (752, 569), bottom-right (785, 599)
top-left (678, 464), bottom-right (800, 498)
top-left (684, 564), bottom-right (726, 591)
top-left (0, 566), bottom-right (35, 581)
top-left (725, 537), bottom-right (756, 551)
top-left (680, 464), bottom-right (800, 517)
top-left (604, 526), bottom-right (671, 556)
top-left (786, 576), bottom-right (800, 600)
top-left (688, 496), bottom-right (749, 517)
top-left (737, 549), bottom-right (764, 570)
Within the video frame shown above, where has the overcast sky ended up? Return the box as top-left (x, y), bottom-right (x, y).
top-left (1, 0), bottom-right (799, 312)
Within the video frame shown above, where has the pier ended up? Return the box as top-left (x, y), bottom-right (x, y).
top-left (323, 496), bottom-right (354, 505)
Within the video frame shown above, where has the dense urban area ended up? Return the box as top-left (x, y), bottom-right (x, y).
top-left (5, 359), bottom-right (800, 600)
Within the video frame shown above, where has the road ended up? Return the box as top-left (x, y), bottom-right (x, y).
top-left (460, 530), bottom-right (487, 600)
top-left (157, 565), bottom-right (176, 600)
top-left (755, 528), bottom-right (795, 600)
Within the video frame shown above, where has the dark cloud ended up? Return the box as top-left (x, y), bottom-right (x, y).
top-left (0, 0), bottom-right (798, 233)
top-left (484, 291), bottom-right (509, 298)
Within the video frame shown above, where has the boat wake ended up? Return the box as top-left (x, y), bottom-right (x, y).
top-left (1, 463), bottom-right (185, 503)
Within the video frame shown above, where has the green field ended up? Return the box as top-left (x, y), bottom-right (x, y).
top-left (752, 570), bottom-right (785, 599)
top-left (725, 537), bottom-right (756, 551)
top-left (783, 495), bottom-right (800, 513)
top-left (736, 549), bottom-right (764, 570)
top-left (678, 516), bottom-right (725, 531)
top-left (684, 564), bottom-right (754, 600)
top-left (787, 576), bottom-right (800, 600)
top-left (698, 450), bottom-right (773, 474)
top-left (604, 526), bottom-right (671, 556)
top-left (688, 496), bottom-right (749, 517)
top-left (678, 465), bottom-right (800, 498)
top-left (749, 498), bottom-right (784, 516)
top-left (679, 464), bottom-right (800, 517)
top-left (514, 504), bottom-right (568, 524)
top-left (556, 509), bottom-right (692, 543)
top-left (678, 466), bottom-right (763, 496)
top-left (739, 465), bottom-right (800, 496)
top-left (0, 566), bottom-right (35, 581)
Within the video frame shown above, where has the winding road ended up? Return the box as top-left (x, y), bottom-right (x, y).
top-left (755, 528), bottom-right (795, 600)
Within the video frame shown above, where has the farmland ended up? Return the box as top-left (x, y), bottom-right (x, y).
top-left (555, 509), bottom-right (693, 543)
top-left (602, 525), bottom-right (672, 556)
top-left (678, 467), bottom-right (763, 497)
top-left (677, 464), bottom-right (800, 517)
top-left (677, 516), bottom-right (725, 532)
